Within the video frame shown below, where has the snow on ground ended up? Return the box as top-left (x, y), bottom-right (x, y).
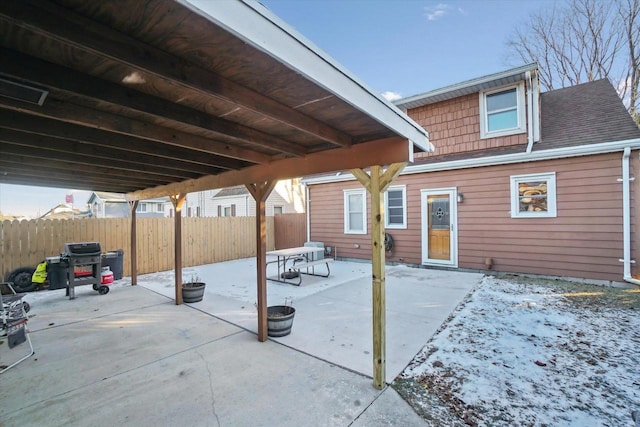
top-left (398, 276), bottom-right (640, 426)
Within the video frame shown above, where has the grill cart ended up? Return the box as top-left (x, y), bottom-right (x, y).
top-left (60, 242), bottom-right (109, 299)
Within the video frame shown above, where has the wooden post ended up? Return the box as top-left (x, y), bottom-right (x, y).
top-left (128, 200), bottom-right (139, 286)
top-left (246, 181), bottom-right (276, 342)
top-left (170, 194), bottom-right (187, 305)
top-left (351, 162), bottom-right (406, 389)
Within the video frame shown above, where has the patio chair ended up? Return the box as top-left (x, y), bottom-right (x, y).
top-left (1, 282), bottom-right (35, 374)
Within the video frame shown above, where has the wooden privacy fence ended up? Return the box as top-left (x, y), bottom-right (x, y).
top-left (274, 213), bottom-right (306, 249)
top-left (0, 216), bottom-right (282, 280)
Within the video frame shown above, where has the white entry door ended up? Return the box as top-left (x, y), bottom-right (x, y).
top-left (421, 188), bottom-right (458, 267)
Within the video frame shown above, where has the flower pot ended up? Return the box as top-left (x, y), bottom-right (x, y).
top-left (182, 282), bottom-right (206, 303)
top-left (267, 305), bottom-right (295, 337)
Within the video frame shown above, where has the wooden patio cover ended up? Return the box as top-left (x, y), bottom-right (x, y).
top-left (0, 0), bottom-right (431, 388)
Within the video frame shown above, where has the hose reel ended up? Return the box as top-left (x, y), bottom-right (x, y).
top-left (384, 232), bottom-right (394, 253)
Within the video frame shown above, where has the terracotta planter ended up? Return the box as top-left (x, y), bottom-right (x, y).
top-left (182, 282), bottom-right (206, 303)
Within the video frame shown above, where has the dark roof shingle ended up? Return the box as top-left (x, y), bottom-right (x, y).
top-left (536, 79), bottom-right (640, 151)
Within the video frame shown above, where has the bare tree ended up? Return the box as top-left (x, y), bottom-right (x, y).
top-left (506, 0), bottom-right (640, 125)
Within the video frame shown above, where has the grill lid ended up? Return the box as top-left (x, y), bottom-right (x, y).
top-left (64, 242), bottom-right (102, 256)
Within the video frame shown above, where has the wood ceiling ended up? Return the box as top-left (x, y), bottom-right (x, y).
top-left (0, 0), bottom-right (429, 200)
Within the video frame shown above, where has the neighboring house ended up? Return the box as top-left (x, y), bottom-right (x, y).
top-left (206, 180), bottom-right (305, 217)
top-left (88, 192), bottom-right (170, 218)
top-left (39, 204), bottom-right (92, 220)
top-left (302, 63), bottom-right (640, 284)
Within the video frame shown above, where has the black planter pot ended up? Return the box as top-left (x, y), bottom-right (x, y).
top-left (182, 282), bottom-right (206, 303)
top-left (267, 305), bottom-right (295, 337)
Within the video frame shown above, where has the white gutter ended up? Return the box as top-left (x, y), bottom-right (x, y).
top-left (620, 147), bottom-right (640, 285)
top-left (525, 71), bottom-right (534, 153)
top-left (302, 138), bottom-right (640, 185)
top-left (305, 183), bottom-right (311, 242)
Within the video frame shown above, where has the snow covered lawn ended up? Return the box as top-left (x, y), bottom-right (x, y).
top-left (395, 276), bottom-right (640, 426)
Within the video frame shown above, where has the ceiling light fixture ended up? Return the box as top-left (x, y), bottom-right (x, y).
top-left (0, 77), bottom-right (48, 105)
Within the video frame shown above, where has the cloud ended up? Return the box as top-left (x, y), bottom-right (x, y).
top-left (425, 3), bottom-right (451, 21)
top-left (381, 91), bottom-right (402, 102)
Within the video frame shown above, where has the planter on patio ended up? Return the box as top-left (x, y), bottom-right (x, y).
top-left (182, 281), bottom-right (206, 303)
top-left (267, 305), bottom-right (295, 337)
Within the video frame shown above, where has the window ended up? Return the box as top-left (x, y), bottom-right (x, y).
top-left (480, 83), bottom-right (526, 138)
top-left (136, 203), bottom-right (147, 212)
top-left (510, 172), bottom-right (557, 218)
top-left (273, 205), bottom-right (284, 215)
top-left (385, 186), bottom-right (406, 229)
top-left (218, 204), bottom-right (236, 217)
top-left (344, 189), bottom-right (366, 234)
top-left (156, 204), bottom-right (164, 212)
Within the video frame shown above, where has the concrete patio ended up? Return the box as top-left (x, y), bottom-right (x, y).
top-left (1, 258), bottom-right (483, 426)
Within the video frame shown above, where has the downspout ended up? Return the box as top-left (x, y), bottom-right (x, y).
top-left (305, 183), bottom-right (311, 242)
top-left (621, 147), bottom-right (640, 285)
top-left (525, 70), bottom-right (534, 153)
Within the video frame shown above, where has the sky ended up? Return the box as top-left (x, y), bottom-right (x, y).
top-left (0, 0), bottom-right (553, 217)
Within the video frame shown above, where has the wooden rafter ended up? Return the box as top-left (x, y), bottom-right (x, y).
top-left (0, 131), bottom-right (222, 178)
top-left (0, 0), bottom-right (353, 148)
top-left (0, 110), bottom-right (249, 170)
top-left (0, 97), bottom-right (271, 165)
top-left (0, 48), bottom-right (307, 158)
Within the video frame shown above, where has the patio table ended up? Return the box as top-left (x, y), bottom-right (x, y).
top-left (266, 246), bottom-right (333, 286)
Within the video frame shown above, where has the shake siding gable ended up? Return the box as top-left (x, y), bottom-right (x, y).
top-left (413, 93), bottom-right (527, 159)
top-left (308, 152), bottom-right (632, 282)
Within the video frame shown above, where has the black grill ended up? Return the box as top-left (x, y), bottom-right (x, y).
top-left (62, 242), bottom-right (102, 299)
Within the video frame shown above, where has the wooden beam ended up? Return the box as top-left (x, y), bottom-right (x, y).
top-left (0, 1), bottom-right (353, 148)
top-left (0, 153), bottom-right (172, 186)
top-left (128, 201), bottom-right (139, 286)
top-left (0, 48), bottom-right (307, 157)
top-left (0, 162), bottom-right (165, 188)
top-left (379, 162), bottom-right (407, 193)
top-left (0, 173), bottom-right (138, 193)
top-left (170, 194), bottom-right (187, 305)
top-left (245, 181), bottom-right (276, 342)
top-left (128, 137), bottom-right (411, 200)
top-left (0, 97), bottom-right (271, 165)
top-left (350, 168), bottom-right (371, 191)
top-left (0, 110), bottom-right (249, 171)
top-left (0, 139), bottom-right (202, 182)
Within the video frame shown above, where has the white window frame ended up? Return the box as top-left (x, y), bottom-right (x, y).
top-left (384, 185), bottom-right (407, 229)
top-left (222, 205), bottom-right (233, 217)
top-left (136, 202), bottom-right (147, 213)
top-left (479, 82), bottom-right (526, 139)
top-left (510, 172), bottom-right (557, 218)
top-left (156, 203), bottom-right (164, 213)
top-left (273, 205), bottom-right (284, 215)
top-left (344, 189), bottom-right (367, 234)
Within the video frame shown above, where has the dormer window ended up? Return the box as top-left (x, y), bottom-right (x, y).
top-left (479, 83), bottom-right (526, 139)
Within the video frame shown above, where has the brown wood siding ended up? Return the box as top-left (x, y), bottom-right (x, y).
top-left (409, 93), bottom-right (527, 158)
top-left (308, 152), bottom-right (633, 282)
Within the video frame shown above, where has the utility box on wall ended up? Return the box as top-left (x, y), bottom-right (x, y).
top-left (304, 241), bottom-right (324, 261)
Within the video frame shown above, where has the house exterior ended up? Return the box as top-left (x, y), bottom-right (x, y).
top-left (39, 204), bottom-right (92, 220)
top-left (302, 64), bottom-right (640, 284)
top-left (88, 192), bottom-right (170, 218)
top-left (206, 180), bottom-right (305, 217)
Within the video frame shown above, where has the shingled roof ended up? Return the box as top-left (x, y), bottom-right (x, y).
top-left (534, 78), bottom-right (640, 151)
